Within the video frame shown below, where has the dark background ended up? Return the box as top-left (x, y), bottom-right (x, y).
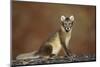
top-left (12, 1), bottom-right (96, 60)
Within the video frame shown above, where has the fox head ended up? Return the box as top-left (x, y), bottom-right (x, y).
top-left (60, 15), bottom-right (74, 32)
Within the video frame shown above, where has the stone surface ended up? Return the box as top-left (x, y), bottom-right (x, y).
top-left (12, 55), bottom-right (96, 67)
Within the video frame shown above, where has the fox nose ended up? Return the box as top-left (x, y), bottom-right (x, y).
top-left (67, 28), bottom-right (70, 30)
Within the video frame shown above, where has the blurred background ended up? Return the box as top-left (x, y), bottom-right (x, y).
top-left (12, 1), bottom-right (96, 60)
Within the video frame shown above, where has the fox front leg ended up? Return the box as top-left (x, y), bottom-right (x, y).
top-left (61, 42), bottom-right (72, 57)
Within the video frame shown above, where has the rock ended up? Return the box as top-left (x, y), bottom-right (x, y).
top-left (12, 54), bottom-right (96, 66)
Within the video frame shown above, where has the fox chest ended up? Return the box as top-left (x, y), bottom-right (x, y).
top-left (60, 31), bottom-right (71, 47)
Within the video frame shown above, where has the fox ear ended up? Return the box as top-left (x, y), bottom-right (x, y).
top-left (70, 15), bottom-right (74, 21)
top-left (61, 15), bottom-right (66, 21)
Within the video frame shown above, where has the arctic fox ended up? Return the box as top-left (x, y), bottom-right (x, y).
top-left (16, 15), bottom-right (74, 60)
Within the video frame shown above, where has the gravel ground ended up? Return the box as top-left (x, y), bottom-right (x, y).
top-left (12, 54), bottom-right (96, 67)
